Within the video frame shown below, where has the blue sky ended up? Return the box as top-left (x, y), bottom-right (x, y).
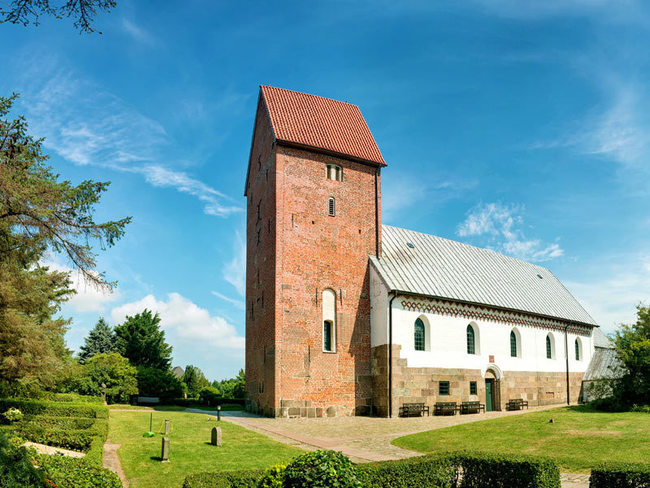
top-left (2, 0), bottom-right (649, 380)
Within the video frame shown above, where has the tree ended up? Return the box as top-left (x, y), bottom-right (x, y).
top-left (61, 352), bottom-right (137, 403)
top-left (182, 365), bottom-right (209, 399)
top-left (78, 317), bottom-right (115, 364)
top-left (613, 304), bottom-right (650, 406)
top-left (1, 0), bottom-right (116, 33)
top-left (0, 94), bottom-right (129, 389)
top-left (136, 367), bottom-right (184, 401)
top-left (212, 369), bottom-right (245, 399)
top-left (114, 310), bottom-right (173, 370)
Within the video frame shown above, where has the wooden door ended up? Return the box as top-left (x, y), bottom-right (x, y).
top-left (486, 379), bottom-right (493, 412)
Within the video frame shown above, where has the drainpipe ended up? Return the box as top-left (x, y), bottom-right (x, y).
top-left (388, 292), bottom-right (397, 418)
top-left (565, 324), bottom-right (570, 405)
top-left (374, 168), bottom-right (380, 258)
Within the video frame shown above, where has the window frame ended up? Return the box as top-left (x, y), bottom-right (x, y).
top-left (466, 324), bottom-right (476, 355)
top-left (323, 320), bottom-right (334, 353)
top-left (328, 197), bottom-right (336, 216)
top-left (575, 338), bottom-right (581, 361)
top-left (414, 318), bottom-right (426, 351)
top-left (469, 381), bottom-right (477, 395)
top-left (546, 334), bottom-right (554, 359)
top-left (439, 381), bottom-right (450, 396)
top-left (326, 164), bottom-right (343, 182)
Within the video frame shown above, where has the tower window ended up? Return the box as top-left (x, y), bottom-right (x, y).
top-left (323, 320), bottom-right (333, 352)
top-left (326, 164), bottom-right (343, 181)
top-left (328, 197), bottom-right (336, 216)
top-left (322, 289), bottom-right (336, 352)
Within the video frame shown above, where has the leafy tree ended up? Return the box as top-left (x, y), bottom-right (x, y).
top-left (0, 94), bottom-right (129, 389)
top-left (61, 352), bottom-right (137, 403)
top-left (0, 431), bottom-right (44, 487)
top-left (78, 317), bottom-right (116, 364)
top-left (182, 364), bottom-right (209, 398)
top-left (136, 367), bottom-right (183, 401)
top-left (1, 0), bottom-right (116, 33)
top-left (212, 369), bottom-right (245, 399)
top-left (114, 309), bottom-right (172, 370)
top-left (613, 304), bottom-right (650, 406)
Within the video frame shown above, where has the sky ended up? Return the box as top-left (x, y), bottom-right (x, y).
top-left (2, 0), bottom-right (649, 380)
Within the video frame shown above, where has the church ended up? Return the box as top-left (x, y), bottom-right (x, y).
top-left (244, 85), bottom-right (602, 418)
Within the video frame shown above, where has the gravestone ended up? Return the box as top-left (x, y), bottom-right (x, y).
top-left (164, 419), bottom-right (171, 435)
top-left (161, 437), bottom-right (170, 462)
top-left (211, 426), bottom-right (222, 446)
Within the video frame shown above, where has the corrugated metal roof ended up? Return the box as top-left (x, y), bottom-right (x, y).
top-left (260, 86), bottom-right (386, 166)
top-left (371, 225), bottom-right (597, 326)
top-left (583, 347), bottom-right (624, 381)
top-left (592, 328), bottom-right (613, 348)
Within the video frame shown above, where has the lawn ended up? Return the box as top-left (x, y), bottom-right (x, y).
top-left (392, 406), bottom-right (650, 472)
top-left (109, 410), bottom-right (303, 488)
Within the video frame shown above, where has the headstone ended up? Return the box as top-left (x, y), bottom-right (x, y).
top-left (211, 426), bottom-right (222, 446)
top-left (161, 437), bottom-right (170, 462)
top-left (164, 419), bottom-right (171, 435)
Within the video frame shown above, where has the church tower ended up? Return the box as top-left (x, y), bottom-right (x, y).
top-left (244, 86), bottom-right (386, 417)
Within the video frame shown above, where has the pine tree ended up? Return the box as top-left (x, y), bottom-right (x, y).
top-left (78, 317), bottom-right (116, 364)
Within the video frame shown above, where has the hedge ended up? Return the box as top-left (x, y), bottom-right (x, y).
top-left (452, 451), bottom-right (560, 488)
top-left (39, 455), bottom-right (122, 488)
top-left (12, 424), bottom-right (96, 452)
top-left (0, 399), bottom-right (108, 419)
top-left (44, 393), bottom-right (104, 405)
top-left (183, 470), bottom-right (264, 488)
top-left (590, 462), bottom-right (650, 488)
top-left (22, 416), bottom-right (99, 430)
top-left (356, 454), bottom-right (455, 488)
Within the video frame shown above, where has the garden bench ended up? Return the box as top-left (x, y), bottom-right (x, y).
top-left (399, 402), bottom-right (430, 417)
top-left (434, 402), bottom-right (458, 416)
top-left (505, 398), bottom-right (529, 411)
top-left (460, 401), bottom-right (485, 414)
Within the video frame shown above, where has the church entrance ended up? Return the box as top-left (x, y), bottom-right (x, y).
top-left (484, 366), bottom-right (501, 411)
top-left (485, 379), bottom-right (494, 411)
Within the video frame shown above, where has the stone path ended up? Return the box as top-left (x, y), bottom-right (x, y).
top-left (23, 441), bottom-right (85, 458)
top-left (103, 441), bottom-right (129, 488)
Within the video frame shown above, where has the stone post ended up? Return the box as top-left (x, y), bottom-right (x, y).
top-left (211, 426), bottom-right (222, 446)
top-left (217, 405), bottom-right (221, 421)
top-left (164, 419), bottom-right (171, 435)
top-left (161, 437), bottom-right (170, 462)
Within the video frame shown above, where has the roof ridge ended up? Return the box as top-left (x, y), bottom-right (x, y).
top-left (260, 85), bottom-right (360, 108)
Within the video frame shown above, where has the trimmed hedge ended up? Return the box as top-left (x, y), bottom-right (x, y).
top-left (357, 454), bottom-right (455, 488)
top-left (453, 451), bottom-right (560, 488)
top-left (39, 455), bottom-right (122, 488)
top-left (0, 399), bottom-right (108, 419)
top-left (22, 416), bottom-right (99, 430)
top-left (183, 470), bottom-right (264, 488)
top-left (590, 463), bottom-right (650, 488)
top-left (44, 393), bottom-right (105, 405)
top-left (12, 424), bottom-right (96, 452)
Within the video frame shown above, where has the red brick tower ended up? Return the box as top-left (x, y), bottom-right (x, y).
top-left (244, 86), bottom-right (386, 417)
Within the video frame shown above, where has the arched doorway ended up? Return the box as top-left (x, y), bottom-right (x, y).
top-left (484, 366), bottom-right (502, 412)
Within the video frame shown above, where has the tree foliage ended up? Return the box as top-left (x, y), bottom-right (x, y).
top-left (1, 0), bottom-right (116, 33)
top-left (114, 309), bottom-right (172, 370)
top-left (613, 304), bottom-right (650, 406)
top-left (78, 317), bottom-right (116, 364)
top-left (136, 367), bottom-right (184, 401)
top-left (211, 369), bottom-right (245, 399)
top-left (182, 364), bottom-right (210, 399)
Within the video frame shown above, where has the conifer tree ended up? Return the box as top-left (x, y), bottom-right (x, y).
top-left (114, 310), bottom-right (173, 370)
top-left (78, 317), bottom-right (116, 364)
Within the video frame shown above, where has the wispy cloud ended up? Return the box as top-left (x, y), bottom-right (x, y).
top-left (211, 291), bottom-right (245, 309)
top-left (223, 232), bottom-right (246, 297)
top-left (457, 203), bottom-right (563, 262)
top-left (121, 18), bottom-right (158, 46)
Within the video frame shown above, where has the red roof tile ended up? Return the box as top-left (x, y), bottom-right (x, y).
top-left (260, 86), bottom-right (386, 166)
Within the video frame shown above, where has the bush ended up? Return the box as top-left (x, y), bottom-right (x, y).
top-left (39, 455), bottom-right (122, 488)
top-left (590, 462), bottom-right (650, 488)
top-left (200, 387), bottom-right (222, 406)
top-left (12, 424), bottom-right (95, 452)
top-left (452, 451), bottom-right (560, 488)
top-left (357, 454), bottom-right (455, 488)
top-left (46, 393), bottom-right (104, 405)
top-left (22, 416), bottom-right (98, 430)
top-left (183, 470), bottom-right (264, 488)
top-left (0, 399), bottom-right (108, 419)
top-left (257, 465), bottom-right (286, 488)
top-left (283, 450), bottom-right (362, 488)
top-left (2, 408), bottom-right (24, 423)
top-left (0, 431), bottom-right (44, 488)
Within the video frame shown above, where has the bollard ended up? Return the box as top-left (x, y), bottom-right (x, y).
top-left (161, 436), bottom-right (170, 462)
top-left (217, 405), bottom-right (221, 422)
top-left (164, 419), bottom-right (171, 435)
top-left (211, 426), bottom-right (222, 446)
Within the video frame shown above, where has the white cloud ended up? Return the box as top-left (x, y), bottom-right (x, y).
top-left (223, 232), bottom-right (246, 297)
top-left (457, 203), bottom-right (564, 262)
top-left (42, 259), bottom-right (120, 312)
top-left (110, 292), bottom-right (244, 353)
top-left (121, 18), bottom-right (158, 46)
top-left (211, 291), bottom-right (245, 309)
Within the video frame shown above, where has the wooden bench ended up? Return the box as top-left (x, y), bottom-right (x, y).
top-left (460, 401), bottom-right (485, 414)
top-left (434, 402), bottom-right (458, 416)
top-left (399, 402), bottom-right (430, 417)
top-left (505, 398), bottom-right (529, 411)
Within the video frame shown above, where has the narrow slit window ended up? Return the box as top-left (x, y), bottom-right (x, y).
top-left (575, 338), bottom-right (581, 361)
top-left (510, 330), bottom-right (517, 357)
top-left (328, 197), bottom-right (336, 216)
top-left (466, 325), bottom-right (476, 355)
top-left (414, 318), bottom-right (425, 351)
top-left (323, 321), bottom-right (333, 352)
top-left (322, 289), bottom-right (336, 352)
top-left (546, 334), bottom-right (553, 359)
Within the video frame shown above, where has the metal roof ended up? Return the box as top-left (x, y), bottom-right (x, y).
top-left (583, 347), bottom-right (624, 381)
top-left (592, 328), bottom-right (613, 348)
top-left (370, 225), bottom-right (597, 326)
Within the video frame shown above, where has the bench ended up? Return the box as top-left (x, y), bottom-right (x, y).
top-left (434, 402), bottom-right (458, 416)
top-left (460, 401), bottom-right (485, 414)
top-left (505, 398), bottom-right (529, 411)
top-left (137, 396), bottom-right (160, 405)
top-left (399, 402), bottom-right (430, 417)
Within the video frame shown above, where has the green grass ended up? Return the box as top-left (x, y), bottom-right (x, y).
top-left (109, 410), bottom-right (303, 488)
top-left (392, 406), bottom-right (650, 473)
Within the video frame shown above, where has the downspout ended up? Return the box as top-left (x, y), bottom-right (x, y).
top-left (374, 168), bottom-right (380, 258)
top-left (388, 292), bottom-right (397, 418)
top-left (565, 324), bottom-right (570, 405)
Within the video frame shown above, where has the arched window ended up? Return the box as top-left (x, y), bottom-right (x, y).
top-left (322, 289), bottom-right (336, 352)
top-left (575, 338), bottom-right (581, 361)
top-left (466, 325), bottom-right (476, 355)
top-left (546, 334), bottom-right (554, 359)
top-left (414, 318), bottom-right (425, 351)
top-left (510, 330), bottom-right (517, 357)
top-left (326, 164), bottom-right (343, 181)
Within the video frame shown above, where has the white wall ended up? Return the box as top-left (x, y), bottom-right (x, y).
top-left (370, 266), bottom-right (595, 375)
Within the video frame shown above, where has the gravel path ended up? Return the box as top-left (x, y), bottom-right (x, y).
top-left (23, 442), bottom-right (85, 458)
top-left (103, 441), bottom-right (129, 488)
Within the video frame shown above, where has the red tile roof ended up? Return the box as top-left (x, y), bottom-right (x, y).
top-left (260, 86), bottom-right (386, 166)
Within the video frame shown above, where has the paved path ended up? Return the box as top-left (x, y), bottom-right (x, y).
top-left (103, 441), bottom-right (129, 488)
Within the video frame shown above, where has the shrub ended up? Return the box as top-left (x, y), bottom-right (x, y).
top-left (39, 455), bottom-right (122, 488)
top-left (283, 450), bottom-right (362, 488)
top-left (0, 399), bottom-right (108, 419)
top-left (452, 451), bottom-right (560, 488)
top-left (357, 454), bottom-right (455, 488)
top-left (2, 408), bottom-right (24, 423)
top-left (590, 462), bottom-right (650, 488)
top-left (257, 465), bottom-right (286, 488)
top-left (22, 416), bottom-right (98, 430)
top-left (183, 470), bottom-right (264, 488)
top-left (0, 431), bottom-right (44, 488)
top-left (12, 424), bottom-right (95, 452)
top-left (47, 393), bottom-right (104, 405)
